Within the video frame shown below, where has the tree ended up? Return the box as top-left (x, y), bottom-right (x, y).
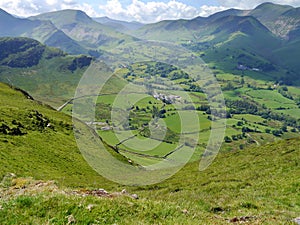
top-left (237, 121), bottom-right (244, 126)
top-left (240, 75), bottom-right (245, 85)
top-left (281, 125), bottom-right (288, 133)
top-left (224, 136), bottom-right (232, 143)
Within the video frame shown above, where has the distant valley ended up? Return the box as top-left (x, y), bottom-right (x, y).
top-left (1, 2), bottom-right (300, 85)
top-left (0, 3), bottom-right (300, 224)
top-left (0, 3), bottom-right (300, 160)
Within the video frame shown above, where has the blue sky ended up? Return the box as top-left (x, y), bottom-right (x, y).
top-left (1, 0), bottom-right (300, 23)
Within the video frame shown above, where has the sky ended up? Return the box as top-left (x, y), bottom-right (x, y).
top-left (1, 0), bottom-right (300, 23)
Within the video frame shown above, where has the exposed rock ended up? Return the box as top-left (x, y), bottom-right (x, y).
top-left (229, 216), bottom-right (255, 223)
top-left (182, 209), bottom-right (189, 214)
top-left (294, 217), bottom-right (300, 225)
top-left (131, 194), bottom-right (139, 199)
top-left (77, 188), bottom-right (111, 197)
top-left (86, 204), bottom-right (95, 212)
top-left (67, 215), bottom-right (76, 224)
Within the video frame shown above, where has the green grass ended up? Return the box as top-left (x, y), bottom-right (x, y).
top-left (1, 82), bottom-right (300, 224)
top-left (86, 62), bottom-right (300, 162)
top-left (0, 38), bottom-right (91, 108)
top-left (276, 108), bottom-right (300, 119)
top-left (233, 114), bottom-right (266, 123)
top-left (119, 140), bottom-right (178, 158)
top-left (121, 151), bottom-right (163, 166)
top-left (0, 137), bottom-right (299, 224)
top-left (246, 89), bottom-right (296, 109)
top-left (98, 130), bottom-right (127, 146)
top-left (288, 86), bottom-right (300, 97)
top-left (164, 111), bottom-right (210, 133)
top-left (0, 82), bottom-right (121, 189)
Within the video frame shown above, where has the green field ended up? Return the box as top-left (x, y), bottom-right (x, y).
top-left (56, 61), bottom-right (300, 162)
top-left (233, 114), bottom-right (266, 123)
top-left (276, 108), bottom-right (300, 119)
top-left (246, 89), bottom-right (296, 109)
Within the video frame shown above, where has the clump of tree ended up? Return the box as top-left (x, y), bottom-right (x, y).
top-left (278, 86), bottom-right (293, 100)
top-left (226, 99), bottom-right (259, 114)
top-left (152, 106), bottom-right (166, 118)
top-left (0, 122), bottom-right (26, 136)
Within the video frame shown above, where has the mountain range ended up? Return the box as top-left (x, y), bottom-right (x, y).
top-left (1, 2), bottom-right (300, 84)
top-left (0, 3), bottom-right (300, 223)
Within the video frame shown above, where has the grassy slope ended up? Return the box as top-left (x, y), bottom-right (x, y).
top-left (25, 21), bottom-right (88, 55)
top-left (0, 82), bottom-right (120, 189)
top-left (0, 37), bottom-right (92, 108)
top-left (0, 8), bottom-right (87, 55)
top-left (0, 82), bottom-right (299, 224)
top-left (131, 7), bottom-right (300, 84)
top-left (195, 16), bottom-right (288, 82)
top-left (0, 134), bottom-right (299, 223)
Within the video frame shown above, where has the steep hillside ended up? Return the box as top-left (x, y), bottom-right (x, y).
top-left (249, 2), bottom-right (293, 32)
top-left (207, 8), bottom-right (249, 21)
top-left (0, 82), bottom-right (121, 188)
top-left (0, 9), bottom-right (41, 36)
top-left (0, 37), bottom-right (92, 107)
top-left (0, 83), bottom-right (299, 224)
top-left (0, 37), bottom-right (46, 67)
top-left (31, 10), bottom-right (137, 50)
top-left (23, 20), bottom-right (87, 55)
top-left (131, 18), bottom-right (204, 42)
top-left (254, 5), bottom-right (300, 39)
top-left (131, 3), bottom-right (300, 84)
top-left (93, 17), bottom-right (144, 33)
top-left (283, 8), bottom-right (300, 40)
top-left (201, 16), bottom-right (282, 75)
top-left (0, 9), bottom-right (86, 55)
top-left (272, 39), bottom-right (300, 76)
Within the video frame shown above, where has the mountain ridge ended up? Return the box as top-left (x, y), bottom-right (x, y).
top-left (30, 9), bottom-right (138, 51)
top-left (93, 16), bottom-right (144, 33)
top-left (1, 3), bottom-right (300, 84)
top-left (0, 37), bottom-right (93, 107)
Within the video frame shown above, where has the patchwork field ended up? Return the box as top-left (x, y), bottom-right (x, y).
top-left (57, 62), bottom-right (300, 166)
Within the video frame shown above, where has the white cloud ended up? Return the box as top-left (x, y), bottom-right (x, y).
top-left (99, 0), bottom-right (227, 23)
top-left (0, 0), bottom-right (98, 17)
top-left (218, 0), bottom-right (300, 9)
top-left (46, 0), bottom-right (58, 6)
top-left (1, 0), bottom-right (300, 23)
top-left (198, 5), bottom-right (228, 17)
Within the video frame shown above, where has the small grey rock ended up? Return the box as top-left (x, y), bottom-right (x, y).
top-left (131, 194), bottom-right (139, 199)
top-left (294, 217), bottom-right (300, 225)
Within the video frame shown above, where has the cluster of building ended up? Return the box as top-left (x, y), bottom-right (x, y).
top-left (237, 64), bottom-right (260, 72)
top-left (153, 92), bottom-right (182, 104)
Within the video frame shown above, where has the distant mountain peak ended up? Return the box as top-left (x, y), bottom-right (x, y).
top-left (0, 8), bottom-right (15, 19)
top-left (211, 15), bottom-right (270, 36)
top-left (254, 2), bottom-right (294, 10)
top-left (33, 9), bottom-right (93, 24)
top-left (0, 8), bottom-right (8, 14)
